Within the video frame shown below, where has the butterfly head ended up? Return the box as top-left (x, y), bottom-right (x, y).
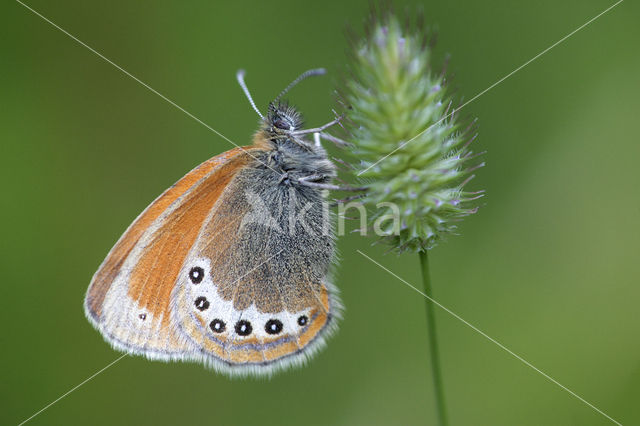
top-left (237, 69), bottom-right (327, 145)
top-left (264, 101), bottom-right (303, 138)
top-left (237, 68), bottom-right (337, 161)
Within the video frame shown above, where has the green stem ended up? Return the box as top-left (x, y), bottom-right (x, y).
top-left (419, 250), bottom-right (448, 426)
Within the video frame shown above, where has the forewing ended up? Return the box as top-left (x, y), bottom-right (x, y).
top-left (84, 147), bottom-right (251, 359)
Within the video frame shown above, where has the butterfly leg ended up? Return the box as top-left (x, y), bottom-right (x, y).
top-left (290, 113), bottom-right (344, 136)
top-left (297, 174), bottom-right (367, 192)
top-left (319, 132), bottom-right (351, 147)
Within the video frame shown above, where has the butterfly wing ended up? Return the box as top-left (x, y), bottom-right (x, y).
top-left (85, 147), bottom-right (250, 358)
top-left (171, 166), bottom-right (341, 374)
top-left (85, 147), bottom-right (341, 375)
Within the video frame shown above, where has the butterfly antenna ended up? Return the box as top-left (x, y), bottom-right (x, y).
top-left (236, 69), bottom-right (264, 119)
top-left (273, 68), bottom-right (326, 104)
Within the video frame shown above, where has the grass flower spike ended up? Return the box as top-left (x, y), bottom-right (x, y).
top-left (340, 11), bottom-right (485, 426)
top-left (343, 14), bottom-right (483, 252)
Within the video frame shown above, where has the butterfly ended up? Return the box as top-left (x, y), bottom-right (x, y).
top-left (84, 68), bottom-right (350, 376)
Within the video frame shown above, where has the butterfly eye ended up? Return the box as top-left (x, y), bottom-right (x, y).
top-left (273, 118), bottom-right (290, 130)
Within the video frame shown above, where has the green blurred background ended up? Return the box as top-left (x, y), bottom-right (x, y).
top-left (2, 0), bottom-right (639, 425)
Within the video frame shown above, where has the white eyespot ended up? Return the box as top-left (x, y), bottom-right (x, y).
top-left (235, 320), bottom-right (252, 336)
top-left (265, 319), bottom-right (283, 335)
top-left (209, 319), bottom-right (226, 333)
top-left (189, 266), bottom-right (204, 284)
top-left (194, 296), bottom-right (210, 311)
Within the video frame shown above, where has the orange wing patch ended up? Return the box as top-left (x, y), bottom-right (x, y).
top-left (85, 147), bottom-right (247, 321)
top-left (127, 152), bottom-right (251, 321)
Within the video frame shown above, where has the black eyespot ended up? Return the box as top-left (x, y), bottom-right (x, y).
top-left (235, 320), bottom-right (253, 336)
top-left (273, 118), bottom-right (290, 130)
top-left (138, 313), bottom-right (146, 321)
top-left (210, 319), bottom-right (226, 333)
top-left (194, 296), bottom-right (209, 311)
top-left (265, 319), bottom-right (283, 335)
top-left (297, 315), bottom-right (308, 326)
top-left (189, 266), bottom-right (204, 284)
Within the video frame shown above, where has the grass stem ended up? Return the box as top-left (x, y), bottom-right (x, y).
top-left (419, 250), bottom-right (448, 426)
